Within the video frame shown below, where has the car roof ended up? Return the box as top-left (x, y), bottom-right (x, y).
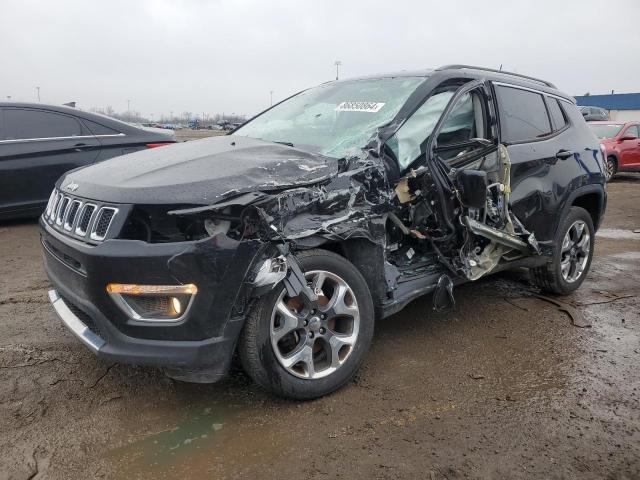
top-left (331, 65), bottom-right (574, 103)
top-left (588, 120), bottom-right (628, 125)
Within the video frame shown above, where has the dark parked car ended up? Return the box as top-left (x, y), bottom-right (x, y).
top-left (579, 105), bottom-right (609, 121)
top-left (41, 65), bottom-right (606, 399)
top-left (0, 103), bottom-right (175, 219)
top-left (589, 121), bottom-right (640, 179)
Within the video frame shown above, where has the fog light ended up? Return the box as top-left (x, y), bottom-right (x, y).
top-left (106, 283), bottom-right (197, 322)
top-left (171, 296), bottom-right (182, 315)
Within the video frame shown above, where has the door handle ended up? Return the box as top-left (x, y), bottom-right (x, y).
top-left (556, 149), bottom-right (574, 160)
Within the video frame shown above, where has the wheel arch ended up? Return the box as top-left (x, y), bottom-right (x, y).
top-left (565, 185), bottom-right (606, 232)
top-left (308, 237), bottom-right (388, 319)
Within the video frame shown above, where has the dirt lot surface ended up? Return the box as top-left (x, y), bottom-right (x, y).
top-left (1, 175), bottom-right (639, 479)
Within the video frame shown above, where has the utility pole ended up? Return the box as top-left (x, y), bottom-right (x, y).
top-left (270, 90), bottom-right (274, 106)
top-left (334, 60), bottom-right (342, 81)
top-left (127, 99), bottom-right (130, 121)
top-left (36, 86), bottom-right (40, 102)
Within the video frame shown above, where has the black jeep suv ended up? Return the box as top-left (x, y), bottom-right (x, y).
top-left (41, 65), bottom-right (606, 399)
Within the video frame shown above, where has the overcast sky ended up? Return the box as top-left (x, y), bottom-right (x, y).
top-left (1, 0), bottom-right (639, 119)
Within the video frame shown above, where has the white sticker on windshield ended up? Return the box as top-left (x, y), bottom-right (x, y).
top-left (335, 101), bottom-right (386, 113)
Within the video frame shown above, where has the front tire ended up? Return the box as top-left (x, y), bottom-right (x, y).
top-left (238, 249), bottom-right (374, 400)
top-left (605, 156), bottom-right (617, 181)
top-left (531, 206), bottom-right (594, 295)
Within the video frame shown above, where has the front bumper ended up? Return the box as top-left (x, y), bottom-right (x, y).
top-left (47, 288), bottom-right (243, 376)
top-left (41, 216), bottom-right (266, 375)
top-left (49, 289), bottom-right (105, 352)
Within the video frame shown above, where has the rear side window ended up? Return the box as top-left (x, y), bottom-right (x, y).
top-left (547, 98), bottom-right (567, 131)
top-left (82, 119), bottom-right (120, 135)
top-left (4, 108), bottom-right (83, 140)
top-left (495, 86), bottom-right (552, 143)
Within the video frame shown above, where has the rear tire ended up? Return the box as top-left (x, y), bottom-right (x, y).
top-left (531, 206), bottom-right (594, 295)
top-left (238, 249), bottom-right (374, 400)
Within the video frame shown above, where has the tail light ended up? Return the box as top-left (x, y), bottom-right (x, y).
top-left (145, 142), bottom-right (174, 148)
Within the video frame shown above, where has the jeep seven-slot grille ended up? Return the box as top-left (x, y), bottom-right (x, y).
top-left (91, 208), bottom-right (116, 240)
top-left (43, 189), bottom-right (119, 243)
top-left (77, 204), bottom-right (95, 235)
top-left (64, 200), bottom-right (81, 231)
top-left (55, 197), bottom-right (69, 225)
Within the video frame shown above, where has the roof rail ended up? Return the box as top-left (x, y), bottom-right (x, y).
top-left (436, 64), bottom-right (556, 89)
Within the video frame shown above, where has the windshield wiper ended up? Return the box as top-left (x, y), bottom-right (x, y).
top-left (273, 141), bottom-right (295, 147)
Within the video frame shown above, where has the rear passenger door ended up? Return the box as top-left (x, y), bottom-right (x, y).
top-left (492, 84), bottom-right (582, 244)
top-left (0, 108), bottom-right (101, 215)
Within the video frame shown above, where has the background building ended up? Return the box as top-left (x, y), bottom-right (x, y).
top-left (575, 93), bottom-right (640, 121)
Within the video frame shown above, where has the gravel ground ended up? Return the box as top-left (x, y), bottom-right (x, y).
top-left (1, 175), bottom-right (639, 479)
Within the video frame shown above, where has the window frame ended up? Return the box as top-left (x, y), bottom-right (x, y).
top-left (621, 125), bottom-right (640, 139)
top-left (387, 79), bottom-right (497, 174)
top-left (544, 96), bottom-right (570, 135)
top-left (0, 108), bottom-right (126, 143)
top-left (491, 81), bottom-right (574, 145)
top-left (2, 107), bottom-right (87, 141)
top-left (81, 118), bottom-right (121, 136)
top-left (425, 79), bottom-right (497, 170)
top-left (432, 88), bottom-right (494, 166)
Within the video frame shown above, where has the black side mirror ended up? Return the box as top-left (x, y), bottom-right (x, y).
top-left (456, 169), bottom-right (487, 209)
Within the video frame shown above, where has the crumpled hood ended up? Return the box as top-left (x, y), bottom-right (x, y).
top-left (60, 135), bottom-right (339, 205)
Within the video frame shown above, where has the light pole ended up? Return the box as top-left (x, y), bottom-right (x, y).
top-left (270, 90), bottom-right (274, 106)
top-left (36, 86), bottom-right (40, 102)
top-left (334, 60), bottom-right (341, 81)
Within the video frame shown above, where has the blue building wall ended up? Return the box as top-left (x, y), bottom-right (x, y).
top-left (574, 93), bottom-right (640, 110)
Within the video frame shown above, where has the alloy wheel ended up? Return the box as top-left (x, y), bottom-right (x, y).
top-left (604, 158), bottom-right (615, 181)
top-left (270, 270), bottom-right (360, 379)
top-left (560, 220), bottom-right (591, 283)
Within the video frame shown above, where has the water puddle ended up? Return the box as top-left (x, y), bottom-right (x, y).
top-left (108, 403), bottom-right (232, 469)
top-left (105, 390), bottom-right (296, 479)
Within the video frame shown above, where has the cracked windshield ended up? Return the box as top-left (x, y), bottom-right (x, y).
top-left (234, 76), bottom-right (425, 158)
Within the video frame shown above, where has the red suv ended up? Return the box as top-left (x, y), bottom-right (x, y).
top-left (589, 121), bottom-right (640, 180)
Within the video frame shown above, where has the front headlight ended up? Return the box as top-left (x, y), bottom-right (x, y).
top-left (252, 256), bottom-right (288, 288)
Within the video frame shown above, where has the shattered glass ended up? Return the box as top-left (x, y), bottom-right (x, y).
top-left (387, 90), bottom-right (454, 169)
top-left (234, 77), bottom-right (426, 159)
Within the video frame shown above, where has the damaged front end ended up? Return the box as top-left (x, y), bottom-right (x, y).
top-left (164, 137), bottom-right (540, 321)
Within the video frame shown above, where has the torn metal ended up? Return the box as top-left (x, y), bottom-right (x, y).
top-left (165, 136), bottom-right (541, 317)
